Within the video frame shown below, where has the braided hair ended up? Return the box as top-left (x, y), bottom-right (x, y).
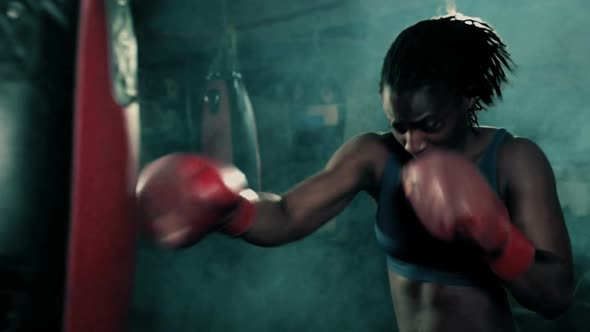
top-left (379, 14), bottom-right (513, 127)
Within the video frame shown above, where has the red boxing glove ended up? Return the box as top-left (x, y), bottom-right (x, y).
top-left (401, 149), bottom-right (535, 280)
top-left (136, 154), bottom-right (257, 249)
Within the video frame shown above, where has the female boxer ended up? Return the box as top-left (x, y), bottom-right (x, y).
top-left (137, 14), bottom-right (573, 332)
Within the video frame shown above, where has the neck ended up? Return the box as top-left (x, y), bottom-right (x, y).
top-left (464, 127), bottom-right (492, 162)
top-left (449, 126), bottom-right (471, 152)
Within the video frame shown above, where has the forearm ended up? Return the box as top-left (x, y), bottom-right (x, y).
top-left (503, 249), bottom-right (574, 318)
top-left (239, 195), bottom-right (297, 247)
top-left (238, 181), bottom-right (358, 247)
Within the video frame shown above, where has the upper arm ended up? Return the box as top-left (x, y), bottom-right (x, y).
top-left (280, 132), bottom-right (386, 230)
top-left (502, 137), bottom-right (573, 264)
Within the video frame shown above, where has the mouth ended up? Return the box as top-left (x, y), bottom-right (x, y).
top-left (410, 149), bottom-right (428, 158)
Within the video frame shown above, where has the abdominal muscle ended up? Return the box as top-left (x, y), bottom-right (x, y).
top-left (387, 268), bottom-right (518, 332)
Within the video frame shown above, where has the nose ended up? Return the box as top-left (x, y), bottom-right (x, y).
top-left (403, 129), bottom-right (427, 155)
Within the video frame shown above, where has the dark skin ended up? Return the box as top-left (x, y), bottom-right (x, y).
top-left (240, 84), bottom-right (574, 332)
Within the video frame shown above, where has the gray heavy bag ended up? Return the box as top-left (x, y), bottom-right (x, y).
top-left (199, 30), bottom-right (261, 190)
top-left (0, 1), bottom-right (78, 331)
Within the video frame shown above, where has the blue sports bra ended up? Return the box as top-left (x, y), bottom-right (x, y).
top-left (375, 129), bottom-right (509, 287)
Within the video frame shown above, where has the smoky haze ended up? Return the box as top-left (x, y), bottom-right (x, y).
top-left (130, 0), bottom-right (590, 331)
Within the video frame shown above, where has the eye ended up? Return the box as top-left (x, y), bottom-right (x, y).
top-left (420, 117), bottom-right (443, 133)
top-left (391, 122), bottom-right (408, 134)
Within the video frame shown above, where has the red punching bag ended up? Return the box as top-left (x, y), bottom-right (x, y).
top-left (63, 0), bottom-right (139, 331)
top-left (200, 29), bottom-right (261, 190)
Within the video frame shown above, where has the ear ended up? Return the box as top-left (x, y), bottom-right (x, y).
top-left (462, 96), bottom-right (477, 111)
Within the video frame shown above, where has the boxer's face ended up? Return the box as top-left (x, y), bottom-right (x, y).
top-left (381, 84), bottom-right (474, 156)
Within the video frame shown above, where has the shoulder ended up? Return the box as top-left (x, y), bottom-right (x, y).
top-left (327, 132), bottom-right (389, 168)
top-left (497, 133), bottom-right (556, 188)
top-left (342, 131), bottom-right (410, 156)
top-left (325, 131), bottom-right (395, 190)
top-left (499, 134), bottom-right (551, 167)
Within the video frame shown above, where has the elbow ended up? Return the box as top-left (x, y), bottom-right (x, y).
top-left (514, 277), bottom-right (574, 319)
top-left (537, 300), bottom-right (571, 320)
top-left (536, 286), bottom-right (574, 319)
top-left (509, 251), bottom-right (575, 319)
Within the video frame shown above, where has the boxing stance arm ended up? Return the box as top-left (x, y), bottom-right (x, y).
top-left (500, 138), bottom-right (574, 318)
top-left (240, 133), bottom-right (380, 247)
